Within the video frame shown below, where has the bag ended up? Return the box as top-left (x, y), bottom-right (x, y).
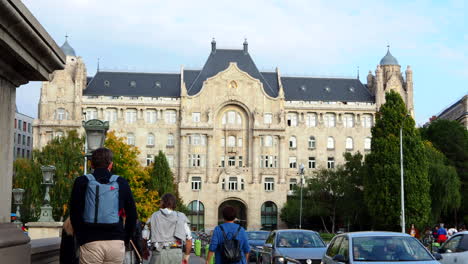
top-left (83, 174), bottom-right (120, 224)
top-left (219, 225), bottom-right (242, 263)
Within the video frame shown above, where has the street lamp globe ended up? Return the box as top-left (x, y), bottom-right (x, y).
top-left (12, 188), bottom-right (25, 204)
top-left (83, 119), bottom-right (110, 153)
top-left (40, 165), bottom-right (56, 184)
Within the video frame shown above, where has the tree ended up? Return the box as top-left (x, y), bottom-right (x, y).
top-left (104, 131), bottom-right (159, 221)
top-left (423, 141), bottom-right (461, 222)
top-left (364, 91), bottom-right (431, 230)
top-left (12, 159), bottom-right (43, 223)
top-left (149, 151), bottom-right (187, 213)
top-left (421, 119), bottom-right (468, 222)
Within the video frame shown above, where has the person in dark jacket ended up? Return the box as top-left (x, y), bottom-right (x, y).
top-left (59, 217), bottom-right (79, 264)
top-left (70, 147), bottom-right (137, 264)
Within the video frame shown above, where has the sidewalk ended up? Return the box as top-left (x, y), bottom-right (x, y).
top-left (189, 253), bottom-right (206, 264)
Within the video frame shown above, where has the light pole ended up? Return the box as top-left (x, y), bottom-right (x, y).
top-left (299, 163), bottom-right (305, 229)
top-left (12, 188), bottom-right (25, 224)
top-left (82, 119), bottom-right (109, 173)
top-left (39, 165), bottom-right (55, 222)
top-left (400, 114), bottom-right (410, 233)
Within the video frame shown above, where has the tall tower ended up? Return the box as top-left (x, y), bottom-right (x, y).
top-left (367, 46), bottom-right (414, 116)
top-left (33, 37), bottom-right (86, 149)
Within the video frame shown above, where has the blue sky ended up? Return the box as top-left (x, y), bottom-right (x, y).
top-left (17, 0), bottom-right (467, 125)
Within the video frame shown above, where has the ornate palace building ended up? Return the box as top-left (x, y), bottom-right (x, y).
top-left (34, 39), bottom-right (414, 230)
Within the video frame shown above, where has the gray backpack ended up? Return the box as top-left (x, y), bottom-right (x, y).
top-left (83, 174), bottom-right (120, 224)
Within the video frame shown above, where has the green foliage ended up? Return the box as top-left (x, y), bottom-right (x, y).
top-left (423, 141), bottom-right (461, 222)
top-left (364, 91), bottom-right (431, 230)
top-left (13, 159), bottom-right (43, 222)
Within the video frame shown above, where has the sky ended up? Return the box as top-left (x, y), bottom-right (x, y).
top-left (17, 0), bottom-right (467, 125)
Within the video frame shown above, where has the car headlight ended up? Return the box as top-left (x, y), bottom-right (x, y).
top-left (276, 257), bottom-right (285, 263)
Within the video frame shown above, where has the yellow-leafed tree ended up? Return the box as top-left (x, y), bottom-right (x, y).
top-left (104, 131), bottom-right (159, 221)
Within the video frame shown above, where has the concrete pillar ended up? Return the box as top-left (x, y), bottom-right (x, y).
top-left (179, 135), bottom-right (188, 182)
top-left (206, 135), bottom-right (212, 183)
top-left (278, 135), bottom-right (286, 183)
top-left (252, 136), bottom-right (260, 183)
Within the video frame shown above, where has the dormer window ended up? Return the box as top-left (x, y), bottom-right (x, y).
top-left (349, 87), bottom-right (355, 92)
top-left (104, 80), bottom-right (110, 87)
top-left (325, 86), bottom-right (331, 92)
top-left (130, 81), bottom-right (136, 88)
top-left (300, 85), bottom-right (306, 91)
top-left (155, 81), bottom-right (161, 88)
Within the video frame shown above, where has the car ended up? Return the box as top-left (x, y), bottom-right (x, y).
top-left (437, 231), bottom-right (468, 264)
top-left (247, 231), bottom-right (270, 261)
top-left (321, 231), bottom-right (442, 264)
top-left (258, 229), bottom-right (326, 264)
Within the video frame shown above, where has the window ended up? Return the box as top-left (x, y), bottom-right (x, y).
top-left (264, 113), bottom-right (272, 124)
top-left (165, 110), bottom-right (177, 124)
top-left (192, 112), bottom-right (201, 123)
top-left (167, 134), bottom-right (174, 147)
top-left (220, 156), bottom-right (225, 167)
top-left (189, 154), bottom-right (204, 167)
top-left (221, 137), bottom-right (225, 147)
top-left (17, 134), bottom-right (21, 144)
top-left (26, 150), bottom-right (30, 159)
top-left (263, 135), bottom-right (273, 147)
top-left (146, 154), bottom-right (154, 166)
top-left (191, 177), bottom-right (202, 191)
top-left (18, 120), bottom-right (22, 131)
top-left (228, 136), bottom-right (236, 147)
top-left (261, 202), bottom-right (278, 230)
top-left (16, 148), bottom-right (20, 158)
top-left (125, 109), bottom-right (137, 124)
top-left (105, 108), bottom-right (118, 123)
top-left (23, 122), bottom-right (26, 131)
top-left (222, 110), bottom-right (242, 125)
top-left (287, 113), bottom-right (298, 127)
top-left (324, 113), bottom-right (336, 127)
top-left (327, 137), bottom-right (335, 149)
top-left (364, 137), bottom-right (371, 150)
top-left (346, 137), bottom-right (353, 150)
top-left (228, 177), bottom-right (238, 191)
top-left (14, 119), bottom-right (17, 129)
top-left (147, 133), bottom-right (155, 146)
top-left (228, 156), bottom-right (236, 167)
top-left (238, 156), bottom-right (243, 167)
top-left (55, 131), bottom-right (64, 139)
top-left (187, 201), bottom-right (204, 231)
top-left (441, 235), bottom-right (463, 253)
top-left (28, 123), bottom-right (31, 133)
top-left (56, 108), bottom-right (66, 120)
top-left (260, 155), bottom-right (278, 168)
top-left (166, 155), bottom-right (174, 168)
top-left (308, 157), bottom-right (316, 169)
top-left (308, 136), bottom-right (316, 149)
top-left (190, 134), bottom-right (202, 145)
top-left (327, 157), bottom-right (335, 169)
top-left (289, 157), bottom-right (297, 168)
top-left (127, 133), bottom-right (135, 146)
top-left (27, 136), bottom-right (31, 146)
top-left (362, 114), bottom-right (373, 128)
top-left (289, 178), bottom-right (297, 191)
top-left (237, 138), bottom-right (243, 147)
top-left (337, 237), bottom-right (349, 262)
top-left (264, 177), bottom-right (275, 191)
top-left (305, 113), bottom-right (317, 127)
top-left (22, 149), bottom-right (25, 158)
top-left (289, 136), bottom-right (297, 148)
top-left (343, 114), bottom-right (354, 128)
top-left (85, 108), bottom-right (97, 120)
top-left (22, 135), bottom-right (26, 144)
top-left (146, 110), bottom-right (157, 124)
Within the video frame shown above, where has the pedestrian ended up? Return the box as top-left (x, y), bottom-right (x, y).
top-left (432, 225), bottom-right (439, 241)
top-left (447, 226), bottom-right (458, 237)
top-left (437, 223), bottom-right (448, 243)
top-left (70, 147), bottom-right (137, 264)
top-left (147, 193), bottom-right (192, 264)
top-left (408, 223), bottom-right (420, 238)
top-left (59, 217), bottom-right (79, 264)
top-left (206, 206), bottom-right (250, 264)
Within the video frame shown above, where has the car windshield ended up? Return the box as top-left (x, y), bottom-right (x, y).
top-left (276, 232), bottom-right (325, 248)
top-left (352, 236), bottom-right (434, 261)
top-left (247, 232), bottom-right (269, 240)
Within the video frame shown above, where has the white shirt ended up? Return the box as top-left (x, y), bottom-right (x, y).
top-left (154, 208), bottom-right (192, 240)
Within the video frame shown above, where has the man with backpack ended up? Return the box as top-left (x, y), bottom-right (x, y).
top-left (206, 206), bottom-right (250, 264)
top-left (70, 148), bottom-right (137, 264)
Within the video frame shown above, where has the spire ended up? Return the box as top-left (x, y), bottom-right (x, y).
top-left (60, 34), bottom-right (76, 56)
top-left (357, 66), bottom-right (360, 79)
top-left (211, 38), bottom-right (216, 53)
top-left (97, 58), bottom-right (100, 72)
top-left (243, 38), bottom-right (248, 54)
top-left (379, 44), bottom-right (399, 66)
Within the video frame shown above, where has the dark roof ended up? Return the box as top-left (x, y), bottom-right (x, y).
top-left (380, 50), bottom-right (399, 65)
top-left (84, 71), bottom-right (180, 97)
top-left (281, 76), bottom-right (374, 102)
top-left (187, 49), bottom-right (277, 97)
top-left (60, 40), bottom-right (76, 56)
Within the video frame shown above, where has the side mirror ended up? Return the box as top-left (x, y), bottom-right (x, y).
top-left (333, 254), bottom-right (347, 262)
top-left (433, 253), bottom-right (443, 260)
top-left (264, 243), bottom-right (273, 248)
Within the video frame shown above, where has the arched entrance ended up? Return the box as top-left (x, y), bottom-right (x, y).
top-left (218, 199), bottom-right (247, 228)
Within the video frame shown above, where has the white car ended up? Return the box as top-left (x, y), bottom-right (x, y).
top-left (438, 231), bottom-right (468, 264)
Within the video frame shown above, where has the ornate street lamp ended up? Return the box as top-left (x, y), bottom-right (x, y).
top-left (298, 163), bottom-right (305, 229)
top-left (82, 119), bottom-right (109, 172)
top-left (39, 165), bottom-right (55, 222)
top-left (12, 188), bottom-right (25, 224)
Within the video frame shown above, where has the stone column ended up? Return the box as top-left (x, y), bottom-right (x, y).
top-left (252, 135), bottom-right (260, 183)
top-left (205, 135), bottom-right (213, 183)
top-left (278, 135), bottom-right (286, 183)
top-left (179, 135), bottom-right (188, 182)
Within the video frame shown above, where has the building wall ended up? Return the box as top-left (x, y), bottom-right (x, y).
top-left (13, 112), bottom-right (34, 160)
top-left (437, 95), bottom-right (468, 129)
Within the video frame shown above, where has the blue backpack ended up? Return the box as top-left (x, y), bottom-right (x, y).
top-left (83, 174), bottom-right (120, 224)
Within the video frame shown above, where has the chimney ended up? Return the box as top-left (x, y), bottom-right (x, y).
top-left (243, 38), bottom-right (248, 54)
top-left (211, 38), bottom-right (216, 53)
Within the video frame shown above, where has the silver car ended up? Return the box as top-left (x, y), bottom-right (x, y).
top-left (438, 231), bottom-right (468, 264)
top-left (322, 231), bottom-right (442, 264)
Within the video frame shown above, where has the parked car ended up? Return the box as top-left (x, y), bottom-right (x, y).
top-left (258, 229), bottom-right (326, 264)
top-left (438, 231), bottom-right (468, 264)
top-left (322, 231), bottom-right (442, 264)
top-left (247, 231), bottom-right (270, 261)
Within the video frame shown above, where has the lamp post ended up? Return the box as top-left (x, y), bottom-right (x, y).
top-left (12, 188), bottom-right (25, 224)
top-left (400, 114), bottom-right (410, 233)
top-left (39, 165), bottom-right (55, 222)
top-left (299, 163), bottom-right (305, 229)
top-left (82, 119), bottom-right (110, 173)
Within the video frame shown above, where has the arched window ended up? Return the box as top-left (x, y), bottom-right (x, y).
top-left (167, 134), bottom-right (174, 146)
top-left (324, 113), bottom-right (336, 127)
top-left (187, 201), bottom-right (205, 231)
top-left (147, 133), bottom-right (155, 146)
top-left (364, 137), bottom-right (371, 150)
top-left (264, 136), bottom-right (273, 147)
top-left (56, 108), bottom-right (66, 121)
top-left (346, 137), bottom-right (353, 150)
top-left (222, 110), bottom-right (243, 125)
top-left (261, 201), bottom-right (278, 230)
top-left (127, 133), bottom-right (135, 146)
top-left (308, 136), bottom-right (316, 149)
top-left (289, 136), bottom-right (297, 148)
top-left (228, 136), bottom-right (236, 147)
top-left (327, 137), bottom-right (335, 149)
top-left (362, 114), bottom-right (373, 128)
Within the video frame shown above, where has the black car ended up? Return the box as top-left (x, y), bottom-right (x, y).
top-left (247, 231), bottom-right (270, 261)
